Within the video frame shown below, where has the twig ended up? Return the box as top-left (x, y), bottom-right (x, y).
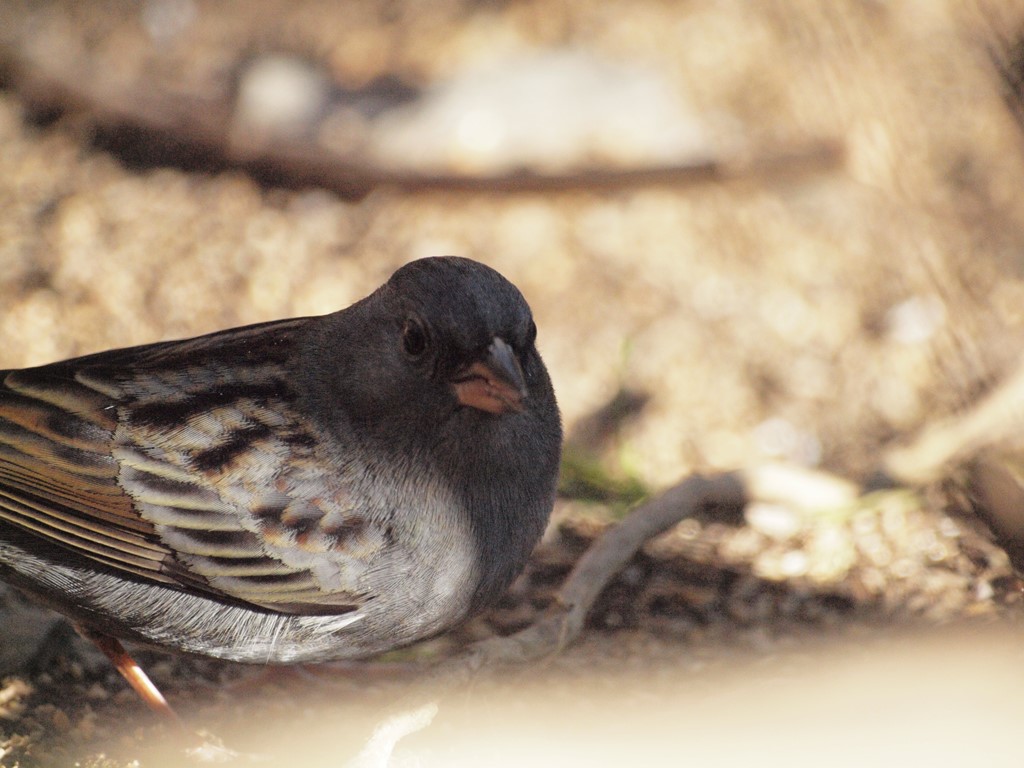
top-left (0, 43), bottom-right (844, 198)
top-left (881, 359), bottom-right (1024, 485)
top-left (437, 464), bottom-right (856, 674)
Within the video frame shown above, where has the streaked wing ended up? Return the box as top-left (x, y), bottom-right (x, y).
top-left (0, 320), bottom-right (373, 615)
top-left (0, 367), bottom-right (177, 584)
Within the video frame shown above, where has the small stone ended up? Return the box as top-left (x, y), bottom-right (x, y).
top-left (746, 502), bottom-right (802, 540)
top-left (779, 550), bottom-right (810, 578)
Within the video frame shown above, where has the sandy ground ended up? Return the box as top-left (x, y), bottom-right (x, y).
top-left (3, 1), bottom-right (1024, 765)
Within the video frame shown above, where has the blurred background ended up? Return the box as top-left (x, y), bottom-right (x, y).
top-left (3, 1), bottom-right (1024, 765)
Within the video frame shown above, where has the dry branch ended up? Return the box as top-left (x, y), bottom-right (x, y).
top-left (0, 43), bottom-right (844, 198)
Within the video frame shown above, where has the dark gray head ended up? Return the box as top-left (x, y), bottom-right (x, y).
top-left (301, 256), bottom-right (555, 436)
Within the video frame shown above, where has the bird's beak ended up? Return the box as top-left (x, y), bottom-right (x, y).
top-left (452, 337), bottom-right (527, 415)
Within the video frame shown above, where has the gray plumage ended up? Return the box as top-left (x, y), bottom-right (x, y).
top-left (0, 256), bottom-right (561, 663)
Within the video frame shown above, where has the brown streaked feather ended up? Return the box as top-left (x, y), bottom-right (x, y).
top-left (0, 452), bottom-right (131, 513)
top-left (0, 367), bottom-right (177, 583)
top-left (0, 319), bottom-right (368, 615)
top-left (0, 478), bottom-right (164, 557)
top-left (0, 390), bottom-right (116, 450)
top-left (0, 414), bottom-right (120, 480)
top-left (4, 369), bottom-right (119, 429)
top-left (0, 493), bottom-right (172, 578)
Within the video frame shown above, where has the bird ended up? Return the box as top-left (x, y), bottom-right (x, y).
top-left (0, 256), bottom-right (562, 717)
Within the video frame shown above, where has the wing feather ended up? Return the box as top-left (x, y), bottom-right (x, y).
top-left (0, 367), bottom-right (176, 583)
top-left (4, 369), bottom-right (119, 428)
top-left (0, 319), bottom-right (367, 616)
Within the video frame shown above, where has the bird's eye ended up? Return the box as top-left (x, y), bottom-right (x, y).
top-left (402, 318), bottom-right (428, 358)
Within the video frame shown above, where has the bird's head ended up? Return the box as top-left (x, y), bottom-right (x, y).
top-left (387, 256), bottom-right (541, 416)
top-left (300, 256), bottom-right (557, 444)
